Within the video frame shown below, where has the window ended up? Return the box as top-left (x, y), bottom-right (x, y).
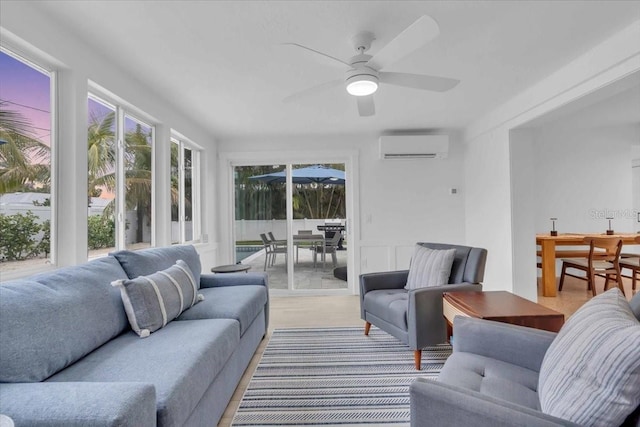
top-left (0, 48), bottom-right (54, 273)
top-left (171, 135), bottom-right (201, 244)
top-left (87, 94), bottom-right (154, 255)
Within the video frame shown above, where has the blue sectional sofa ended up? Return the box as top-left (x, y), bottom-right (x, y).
top-left (0, 245), bottom-right (269, 427)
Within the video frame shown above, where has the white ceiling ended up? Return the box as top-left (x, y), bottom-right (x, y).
top-left (35, 0), bottom-right (640, 140)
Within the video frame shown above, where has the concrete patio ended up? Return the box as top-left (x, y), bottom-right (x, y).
top-left (241, 245), bottom-right (348, 290)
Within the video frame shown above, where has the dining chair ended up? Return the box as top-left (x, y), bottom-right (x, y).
top-left (294, 230), bottom-right (313, 263)
top-left (260, 233), bottom-right (287, 270)
top-left (311, 232), bottom-right (341, 268)
top-left (267, 232), bottom-right (287, 267)
top-left (619, 236), bottom-right (640, 292)
top-left (558, 237), bottom-right (624, 296)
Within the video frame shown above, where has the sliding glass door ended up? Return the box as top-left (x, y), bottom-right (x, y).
top-left (233, 163), bottom-right (347, 292)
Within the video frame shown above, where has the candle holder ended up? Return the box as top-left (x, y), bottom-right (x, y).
top-left (550, 217), bottom-right (558, 236)
top-left (606, 217), bottom-right (614, 235)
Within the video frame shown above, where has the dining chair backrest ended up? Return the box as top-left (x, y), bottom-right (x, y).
top-left (584, 237), bottom-right (623, 264)
top-left (267, 232), bottom-right (276, 242)
top-left (326, 231), bottom-right (342, 248)
top-left (259, 233), bottom-right (270, 246)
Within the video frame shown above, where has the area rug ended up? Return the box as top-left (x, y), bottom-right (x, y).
top-left (231, 326), bottom-right (452, 426)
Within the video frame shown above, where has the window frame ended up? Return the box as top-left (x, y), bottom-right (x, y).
top-left (170, 132), bottom-right (202, 245)
top-left (87, 91), bottom-right (156, 253)
top-left (0, 45), bottom-right (57, 272)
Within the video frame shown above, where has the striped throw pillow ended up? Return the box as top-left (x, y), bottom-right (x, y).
top-left (112, 259), bottom-right (204, 338)
top-left (538, 288), bottom-right (640, 426)
top-left (405, 245), bottom-right (456, 289)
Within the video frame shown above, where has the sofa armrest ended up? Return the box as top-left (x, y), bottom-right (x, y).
top-left (407, 282), bottom-right (481, 348)
top-left (0, 382), bottom-right (156, 427)
top-left (200, 272), bottom-right (268, 288)
top-left (410, 378), bottom-right (579, 427)
top-left (453, 316), bottom-right (556, 372)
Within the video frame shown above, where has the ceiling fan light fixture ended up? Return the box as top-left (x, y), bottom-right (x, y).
top-left (346, 74), bottom-right (378, 96)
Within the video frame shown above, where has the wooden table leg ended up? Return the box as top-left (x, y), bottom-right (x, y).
top-left (541, 239), bottom-right (557, 297)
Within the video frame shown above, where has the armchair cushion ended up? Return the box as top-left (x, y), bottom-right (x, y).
top-left (439, 352), bottom-right (540, 410)
top-left (405, 245), bottom-right (456, 289)
top-left (363, 289), bottom-right (408, 330)
top-left (538, 288), bottom-right (640, 426)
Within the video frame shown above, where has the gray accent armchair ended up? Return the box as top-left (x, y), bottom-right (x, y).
top-left (410, 313), bottom-right (640, 427)
top-left (359, 242), bottom-right (487, 369)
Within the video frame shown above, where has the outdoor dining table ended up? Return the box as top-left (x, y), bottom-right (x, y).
top-left (293, 233), bottom-right (326, 268)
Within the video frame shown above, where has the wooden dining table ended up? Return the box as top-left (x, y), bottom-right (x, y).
top-left (536, 233), bottom-right (640, 297)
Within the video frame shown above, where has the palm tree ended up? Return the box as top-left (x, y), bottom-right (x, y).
top-left (87, 110), bottom-right (116, 205)
top-left (0, 103), bottom-right (50, 193)
top-left (124, 123), bottom-right (152, 243)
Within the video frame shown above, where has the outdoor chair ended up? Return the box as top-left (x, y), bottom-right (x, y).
top-left (311, 232), bottom-right (341, 268)
top-left (558, 236), bottom-right (624, 296)
top-left (294, 230), bottom-right (314, 263)
top-left (359, 242), bottom-right (487, 370)
top-left (259, 233), bottom-right (287, 270)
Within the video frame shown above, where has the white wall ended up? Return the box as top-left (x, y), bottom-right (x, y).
top-left (1, 2), bottom-right (218, 272)
top-left (465, 20), bottom-right (640, 300)
top-left (633, 146), bottom-right (640, 236)
top-left (532, 124), bottom-right (637, 234)
top-left (217, 131), bottom-right (466, 292)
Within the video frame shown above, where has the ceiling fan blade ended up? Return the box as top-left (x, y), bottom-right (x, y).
top-left (283, 79), bottom-right (344, 104)
top-left (281, 43), bottom-right (351, 68)
top-left (368, 15), bottom-right (440, 71)
top-left (357, 95), bottom-right (375, 117)
top-left (379, 72), bottom-right (460, 92)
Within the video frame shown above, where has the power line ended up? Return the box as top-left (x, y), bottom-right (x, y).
top-left (0, 98), bottom-right (50, 113)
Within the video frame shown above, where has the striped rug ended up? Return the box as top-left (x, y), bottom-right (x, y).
top-left (231, 326), bottom-right (452, 426)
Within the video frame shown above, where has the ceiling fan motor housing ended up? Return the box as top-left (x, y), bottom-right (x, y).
top-left (345, 54), bottom-right (379, 96)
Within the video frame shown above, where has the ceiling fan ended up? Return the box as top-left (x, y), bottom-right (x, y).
top-left (282, 15), bottom-right (460, 117)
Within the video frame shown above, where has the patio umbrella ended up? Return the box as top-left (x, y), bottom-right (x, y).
top-left (248, 164), bottom-right (345, 185)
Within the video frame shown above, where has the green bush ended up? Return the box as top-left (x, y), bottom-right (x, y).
top-left (88, 215), bottom-right (115, 250)
top-left (0, 211), bottom-right (42, 261)
top-left (36, 219), bottom-right (51, 258)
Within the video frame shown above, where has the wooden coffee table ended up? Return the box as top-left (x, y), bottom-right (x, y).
top-left (443, 291), bottom-right (564, 339)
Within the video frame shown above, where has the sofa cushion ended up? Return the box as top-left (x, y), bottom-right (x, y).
top-left (406, 245), bottom-right (456, 289)
top-left (112, 260), bottom-right (203, 337)
top-left (439, 352), bottom-right (540, 410)
top-left (111, 245), bottom-right (202, 287)
top-left (363, 289), bottom-right (408, 330)
top-left (0, 257), bottom-right (130, 382)
top-left (178, 285), bottom-right (267, 336)
top-left (46, 319), bottom-right (239, 427)
top-left (538, 288), bottom-right (640, 426)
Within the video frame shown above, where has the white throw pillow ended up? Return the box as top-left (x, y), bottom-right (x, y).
top-left (538, 288), bottom-right (640, 426)
top-left (405, 245), bottom-right (456, 290)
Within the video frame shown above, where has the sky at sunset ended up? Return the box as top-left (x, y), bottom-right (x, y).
top-left (0, 50), bottom-right (51, 146)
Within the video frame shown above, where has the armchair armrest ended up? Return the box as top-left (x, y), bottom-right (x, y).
top-left (359, 270), bottom-right (409, 294)
top-left (410, 378), bottom-right (579, 427)
top-left (0, 382), bottom-right (156, 427)
top-left (200, 272), bottom-right (268, 288)
top-left (408, 282), bottom-right (481, 348)
top-left (453, 316), bottom-right (556, 372)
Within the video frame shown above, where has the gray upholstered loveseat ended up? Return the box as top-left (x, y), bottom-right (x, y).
top-left (0, 245), bottom-right (268, 427)
top-left (410, 289), bottom-right (640, 427)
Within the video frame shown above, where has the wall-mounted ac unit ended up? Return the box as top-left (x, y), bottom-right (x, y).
top-left (379, 135), bottom-right (449, 159)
